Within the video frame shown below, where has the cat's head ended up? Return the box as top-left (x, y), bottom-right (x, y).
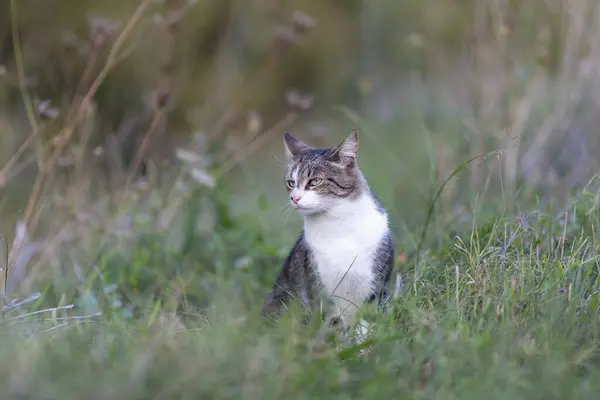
top-left (283, 130), bottom-right (365, 216)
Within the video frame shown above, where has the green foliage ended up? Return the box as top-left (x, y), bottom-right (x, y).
top-left (0, 178), bottom-right (598, 398)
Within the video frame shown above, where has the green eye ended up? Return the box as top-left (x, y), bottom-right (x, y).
top-left (285, 180), bottom-right (295, 188)
top-left (308, 178), bottom-right (323, 187)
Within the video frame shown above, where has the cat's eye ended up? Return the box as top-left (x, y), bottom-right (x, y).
top-left (307, 178), bottom-right (323, 188)
top-left (285, 180), bottom-right (295, 189)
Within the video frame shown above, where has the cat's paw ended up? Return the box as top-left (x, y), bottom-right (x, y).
top-left (329, 316), bottom-right (344, 328)
top-left (355, 318), bottom-right (372, 342)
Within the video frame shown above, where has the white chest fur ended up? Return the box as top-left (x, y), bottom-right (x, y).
top-left (303, 194), bottom-right (389, 317)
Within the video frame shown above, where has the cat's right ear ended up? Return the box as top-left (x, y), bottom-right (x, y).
top-left (283, 132), bottom-right (311, 160)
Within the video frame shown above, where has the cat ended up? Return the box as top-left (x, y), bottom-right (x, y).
top-left (262, 130), bottom-right (394, 336)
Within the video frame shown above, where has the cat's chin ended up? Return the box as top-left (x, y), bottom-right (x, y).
top-left (295, 206), bottom-right (327, 217)
top-left (291, 204), bottom-right (318, 215)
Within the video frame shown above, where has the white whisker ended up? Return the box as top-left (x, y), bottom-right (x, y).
top-left (272, 154), bottom-right (289, 170)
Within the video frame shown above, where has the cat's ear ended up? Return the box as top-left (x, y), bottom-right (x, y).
top-left (283, 132), bottom-right (311, 160)
top-left (329, 130), bottom-right (358, 164)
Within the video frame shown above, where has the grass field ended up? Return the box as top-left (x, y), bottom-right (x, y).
top-left (0, 156), bottom-right (599, 398)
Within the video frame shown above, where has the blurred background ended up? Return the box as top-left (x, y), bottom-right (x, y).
top-left (1, 0), bottom-right (600, 308)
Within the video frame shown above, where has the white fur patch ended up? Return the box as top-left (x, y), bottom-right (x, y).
top-left (290, 189), bottom-right (322, 212)
top-left (356, 318), bottom-right (372, 342)
top-left (303, 193), bottom-right (389, 328)
top-left (288, 166), bottom-right (332, 216)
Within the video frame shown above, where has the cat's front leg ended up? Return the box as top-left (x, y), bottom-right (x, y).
top-left (328, 297), bottom-right (373, 342)
top-left (328, 298), bottom-right (359, 331)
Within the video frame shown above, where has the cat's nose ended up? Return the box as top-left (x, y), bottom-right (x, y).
top-left (291, 194), bottom-right (302, 204)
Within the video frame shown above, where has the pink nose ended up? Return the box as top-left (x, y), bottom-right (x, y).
top-left (291, 194), bottom-right (302, 204)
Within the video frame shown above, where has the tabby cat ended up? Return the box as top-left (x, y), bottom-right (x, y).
top-left (262, 130), bottom-right (394, 334)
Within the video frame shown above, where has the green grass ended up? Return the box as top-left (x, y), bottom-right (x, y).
top-left (1, 173), bottom-right (600, 399)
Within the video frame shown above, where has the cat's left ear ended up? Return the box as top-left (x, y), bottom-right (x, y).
top-left (330, 129), bottom-right (358, 164)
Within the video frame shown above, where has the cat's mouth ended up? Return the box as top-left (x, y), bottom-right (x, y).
top-left (293, 204), bottom-right (322, 216)
top-left (291, 203), bottom-right (312, 211)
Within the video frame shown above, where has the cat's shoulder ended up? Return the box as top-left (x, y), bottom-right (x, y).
top-left (367, 187), bottom-right (388, 215)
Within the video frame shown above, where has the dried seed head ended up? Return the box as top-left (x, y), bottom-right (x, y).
top-left (166, 11), bottom-right (183, 33)
top-left (189, 167), bottom-right (216, 188)
top-left (247, 111), bottom-right (262, 135)
top-left (175, 148), bottom-right (204, 164)
top-left (36, 99), bottom-right (59, 120)
top-left (61, 31), bottom-right (82, 50)
top-left (273, 26), bottom-right (298, 49)
top-left (285, 90), bottom-right (300, 106)
top-left (309, 123), bottom-right (330, 138)
top-left (87, 15), bottom-right (120, 47)
top-left (296, 95), bottom-right (314, 111)
top-left (292, 11), bottom-right (316, 34)
top-left (154, 90), bottom-right (171, 110)
top-left (156, 84), bottom-right (172, 110)
top-left (149, 75), bottom-right (172, 111)
top-left (62, 31), bottom-right (91, 56)
top-left (285, 90), bottom-right (314, 111)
